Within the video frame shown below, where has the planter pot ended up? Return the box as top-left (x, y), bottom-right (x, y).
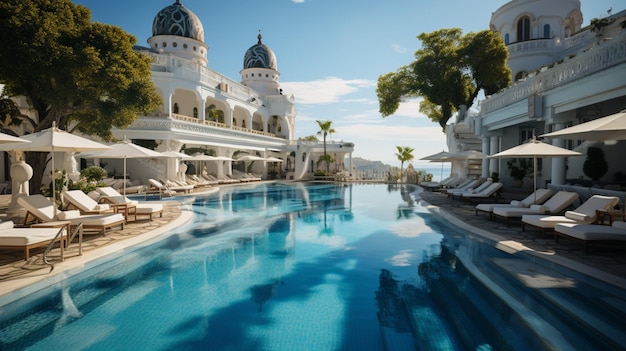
top-left (512, 179), bottom-right (524, 188)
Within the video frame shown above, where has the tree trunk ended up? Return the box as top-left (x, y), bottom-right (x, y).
top-left (26, 152), bottom-right (48, 195)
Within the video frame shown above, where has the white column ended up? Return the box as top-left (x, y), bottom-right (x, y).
top-left (489, 136), bottom-right (500, 178)
top-left (551, 123), bottom-right (567, 185)
top-left (482, 137), bottom-right (490, 178)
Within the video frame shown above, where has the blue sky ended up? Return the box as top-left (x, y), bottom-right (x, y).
top-left (74, 0), bottom-right (618, 167)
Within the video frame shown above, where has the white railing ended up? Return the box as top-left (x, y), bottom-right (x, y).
top-left (481, 31), bottom-right (626, 114)
top-left (351, 169), bottom-right (389, 181)
top-left (170, 114), bottom-right (276, 137)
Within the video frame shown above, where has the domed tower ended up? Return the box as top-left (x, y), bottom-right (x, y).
top-left (490, 0), bottom-right (583, 81)
top-left (147, 0), bottom-right (208, 65)
top-left (240, 33), bottom-right (281, 96)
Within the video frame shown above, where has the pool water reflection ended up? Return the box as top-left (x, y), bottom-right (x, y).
top-left (0, 183), bottom-right (624, 350)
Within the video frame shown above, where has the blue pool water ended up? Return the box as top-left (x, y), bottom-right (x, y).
top-left (0, 183), bottom-right (625, 350)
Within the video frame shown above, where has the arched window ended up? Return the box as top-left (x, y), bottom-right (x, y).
top-left (543, 24), bottom-right (550, 38)
top-left (504, 33), bottom-right (510, 45)
top-left (242, 120), bottom-right (246, 128)
top-left (193, 107), bottom-right (198, 118)
top-left (517, 16), bottom-right (530, 42)
top-left (173, 103), bottom-right (179, 114)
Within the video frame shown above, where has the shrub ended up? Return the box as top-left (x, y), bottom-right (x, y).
top-left (80, 166), bottom-right (107, 182)
top-left (583, 147), bottom-right (608, 181)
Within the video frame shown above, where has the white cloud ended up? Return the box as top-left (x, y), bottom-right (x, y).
top-left (281, 77), bottom-right (374, 105)
top-left (391, 44), bottom-right (408, 54)
top-left (337, 123), bottom-right (444, 143)
top-left (292, 0), bottom-right (305, 3)
top-left (394, 99), bottom-right (424, 118)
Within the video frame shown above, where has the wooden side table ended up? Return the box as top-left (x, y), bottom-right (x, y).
top-left (596, 209), bottom-right (626, 225)
top-left (111, 203), bottom-right (137, 222)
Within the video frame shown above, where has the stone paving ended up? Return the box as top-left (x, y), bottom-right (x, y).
top-left (415, 187), bottom-right (626, 282)
top-left (0, 201), bottom-right (183, 284)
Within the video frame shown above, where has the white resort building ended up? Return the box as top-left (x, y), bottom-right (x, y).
top-left (447, 0), bottom-right (626, 189)
top-left (1, 0), bottom-right (355, 191)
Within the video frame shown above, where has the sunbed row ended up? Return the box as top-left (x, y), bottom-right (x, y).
top-left (444, 178), bottom-right (504, 202)
top-left (0, 187), bottom-right (164, 261)
top-left (475, 188), bottom-right (626, 252)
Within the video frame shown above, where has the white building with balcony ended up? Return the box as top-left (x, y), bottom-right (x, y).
top-left (108, 0), bottom-right (354, 182)
top-left (449, 0), bottom-right (626, 188)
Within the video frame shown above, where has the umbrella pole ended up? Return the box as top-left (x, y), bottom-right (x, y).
top-left (52, 149), bottom-right (57, 217)
top-left (440, 161), bottom-right (443, 183)
top-left (533, 156), bottom-right (537, 203)
top-left (123, 156), bottom-right (127, 196)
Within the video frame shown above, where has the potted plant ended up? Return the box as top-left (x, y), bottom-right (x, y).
top-left (583, 147), bottom-right (608, 181)
top-left (507, 158), bottom-right (530, 187)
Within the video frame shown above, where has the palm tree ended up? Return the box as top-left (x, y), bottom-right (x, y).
top-left (395, 146), bottom-right (415, 183)
top-left (316, 120), bottom-right (336, 174)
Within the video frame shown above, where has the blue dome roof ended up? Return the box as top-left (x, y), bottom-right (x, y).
top-left (152, 1), bottom-right (204, 42)
top-left (243, 34), bottom-right (277, 70)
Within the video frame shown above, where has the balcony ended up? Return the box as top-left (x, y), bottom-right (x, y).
top-left (481, 32), bottom-right (626, 114)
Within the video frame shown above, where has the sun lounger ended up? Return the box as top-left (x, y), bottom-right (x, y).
top-left (160, 178), bottom-right (194, 193)
top-left (450, 180), bottom-right (493, 199)
top-left (492, 191), bottom-right (579, 227)
top-left (554, 221), bottom-right (626, 253)
top-left (63, 190), bottom-right (116, 215)
top-left (17, 194), bottom-right (125, 236)
top-left (459, 182), bottom-right (503, 203)
top-left (521, 195), bottom-right (620, 237)
top-left (420, 176), bottom-right (458, 191)
top-left (147, 179), bottom-right (177, 197)
top-left (0, 220), bottom-right (71, 261)
top-left (446, 179), bottom-right (484, 197)
top-left (96, 187), bottom-right (164, 221)
top-left (475, 188), bottom-right (553, 219)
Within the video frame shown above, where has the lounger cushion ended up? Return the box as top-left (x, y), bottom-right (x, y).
top-left (510, 200), bottom-right (524, 207)
top-left (0, 221), bottom-right (14, 230)
top-left (555, 221), bottom-right (626, 241)
top-left (57, 210), bottom-right (81, 220)
top-left (522, 215), bottom-right (579, 229)
top-left (0, 228), bottom-right (66, 246)
top-left (564, 211), bottom-right (591, 222)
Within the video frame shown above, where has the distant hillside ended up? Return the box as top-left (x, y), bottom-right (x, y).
top-left (350, 157), bottom-right (392, 171)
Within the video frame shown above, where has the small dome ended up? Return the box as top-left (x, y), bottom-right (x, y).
top-left (243, 34), bottom-right (277, 70)
top-left (152, 0), bottom-right (204, 42)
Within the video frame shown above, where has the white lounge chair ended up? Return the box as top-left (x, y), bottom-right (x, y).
top-left (555, 221), bottom-right (626, 253)
top-left (449, 179), bottom-right (493, 199)
top-left (459, 182), bottom-right (503, 202)
top-left (446, 179), bottom-right (484, 197)
top-left (492, 191), bottom-right (579, 227)
top-left (18, 194), bottom-right (125, 236)
top-left (0, 220), bottom-right (74, 262)
top-left (475, 188), bottom-right (553, 219)
top-left (147, 179), bottom-right (177, 197)
top-left (63, 190), bottom-right (116, 215)
top-left (96, 187), bottom-right (163, 221)
top-left (521, 195), bottom-right (620, 237)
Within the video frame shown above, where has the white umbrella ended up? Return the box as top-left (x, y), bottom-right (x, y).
top-left (420, 151), bottom-right (454, 182)
top-left (265, 157), bottom-right (284, 162)
top-left (0, 132), bottom-right (31, 144)
top-left (237, 155), bottom-right (266, 162)
top-left (490, 137), bottom-right (581, 199)
top-left (81, 139), bottom-right (164, 195)
top-left (0, 123), bottom-right (111, 214)
top-left (540, 109), bottom-right (626, 141)
top-left (161, 151), bottom-right (191, 159)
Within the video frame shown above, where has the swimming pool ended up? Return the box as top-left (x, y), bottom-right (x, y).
top-left (0, 183), bottom-right (625, 350)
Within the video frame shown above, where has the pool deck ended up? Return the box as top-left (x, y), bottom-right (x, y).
top-left (1, 182), bottom-right (625, 303)
top-left (413, 186), bottom-right (626, 290)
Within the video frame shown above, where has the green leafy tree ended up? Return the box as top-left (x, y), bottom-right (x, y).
top-left (377, 28), bottom-right (511, 130)
top-left (395, 146), bottom-right (415, 183)
top-left (0, 0), bottom-right (161, 192)
top-left (316, 120), bottom-right (336, 174)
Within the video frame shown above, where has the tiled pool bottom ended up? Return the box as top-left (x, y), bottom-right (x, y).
top-left (1, 183), bottom-right (625, 350)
